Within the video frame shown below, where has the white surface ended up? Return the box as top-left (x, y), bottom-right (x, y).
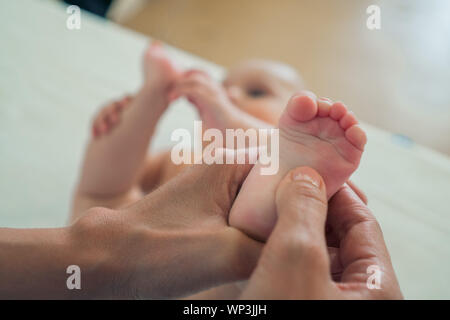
top-left (1, 0), bottom-right (449, 299)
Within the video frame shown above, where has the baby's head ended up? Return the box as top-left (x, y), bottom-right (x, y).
top-left (223, 59), bottom-right (304, 125)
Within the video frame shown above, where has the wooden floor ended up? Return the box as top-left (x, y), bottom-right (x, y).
top-left (122, 0), bottom-right (450, 155)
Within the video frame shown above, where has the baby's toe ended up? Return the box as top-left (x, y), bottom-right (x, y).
top-left (286, 92), bottom-right (318, 122)
top-left (345, 125), bottom-right (367, 151)
top-left (318, 98), bottom-right (332, 117)
top-left (339, 112), bottom-right (358, 130)
top-left (330, 102), bottom-right (347, 120)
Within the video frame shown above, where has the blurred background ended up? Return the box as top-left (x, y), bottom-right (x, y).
top-left (66, 0), bottom-right (450, 155)
top-left (0, 0), bottom-right (448, 298)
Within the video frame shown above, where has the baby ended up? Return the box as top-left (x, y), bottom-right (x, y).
top-left (72, 42), bottom-right (366, 243)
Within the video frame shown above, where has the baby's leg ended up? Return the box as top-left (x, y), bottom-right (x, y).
top-left (72, 44), bottom-right (177, 220)
top-left (229, 93), bottom-right (367, 241)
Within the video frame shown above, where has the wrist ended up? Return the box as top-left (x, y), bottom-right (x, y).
top-left (142, 87), bottom-right (170, 116)
top-left (68, 208), bottom-right (130, 299)
top-left (0, 224), bottom-right (117, 299)
top-left (140, 80), bottom-right (171, 104)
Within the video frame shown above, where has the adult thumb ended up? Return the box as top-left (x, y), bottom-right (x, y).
top-left (273, 167), bottom-right (330, 273)
top-left (241, 167), bottom-right (331, 299)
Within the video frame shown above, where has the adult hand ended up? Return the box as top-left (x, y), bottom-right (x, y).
top-left (241, 166), bottom-right (403, 299)
top-left (0, 149), bottom-right (262, 299)
top-left (71, 148), bottom-right (262, 299)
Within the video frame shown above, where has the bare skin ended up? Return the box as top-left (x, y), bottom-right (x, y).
top-left (241, 167), bottom-right (402, 299)
top-left (0, 165), bottom-right (401, 299)
top-left (0, 155), bottom-right (262, 299)
top-left (229, 93), bottom-right (367, 241)
top-left (76, 43), bottom-right (367, 244)
top-left (72, 44), bottom-right (370, 299)
top-left (73, 42), bottom-right (182, 219)
top-left (72, 46), bottom-right (301, 219)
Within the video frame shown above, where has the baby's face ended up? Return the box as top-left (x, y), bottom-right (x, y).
top-left (223, 60), bottom-right (304, 125)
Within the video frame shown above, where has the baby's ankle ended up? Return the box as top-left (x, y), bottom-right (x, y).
top-left (141, 79), bottom-right (167, 96)
top-left (136, 84), bottom-right (170, 112)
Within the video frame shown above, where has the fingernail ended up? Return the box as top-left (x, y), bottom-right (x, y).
top-left (291, 167), bottom-right (321, 188)
top-left (292, 173), bottom-right (320, 188)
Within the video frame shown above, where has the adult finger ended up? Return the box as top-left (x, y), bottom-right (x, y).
top-left (242, 167), bottom-right (332, 299)
top-left (345, 180), bottom-right (368, 204)
top-left (327, 185), bottom-right (402, 299)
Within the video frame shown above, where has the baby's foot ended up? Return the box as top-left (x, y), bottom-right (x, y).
top-left (92, 95), bottom-right (133, 138)
top-left (92, 42), bottom-right (176, 139)
top-left (229, 92), bottom-right (367, 241)
top-left (170, 70), bottom-right (241, 130)
top-left (142, 41), bottom-right (179, 95)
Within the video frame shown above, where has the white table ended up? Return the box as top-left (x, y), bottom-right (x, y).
top-left (1, 0), bottom-right (449, 299)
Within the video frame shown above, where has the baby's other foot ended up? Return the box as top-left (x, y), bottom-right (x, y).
top-left (142, 41), bottom-right (179, 93)
top-left (170, 70), bottom-right (242, 130)
top-left (229, 92), bottom-right (367, 240)
top-left (92, 95), bottom-right (133, 138)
